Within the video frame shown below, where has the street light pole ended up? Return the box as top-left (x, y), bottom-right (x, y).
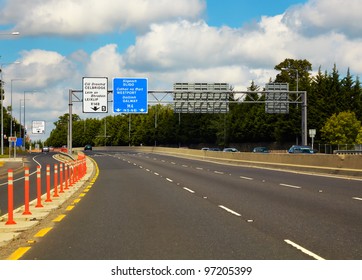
top-left (23, 90), bottom-right (38, 150)
top-left (0, 61), bottom-right (21, 154)
top-left (10, 79), bottom-right (26, 136)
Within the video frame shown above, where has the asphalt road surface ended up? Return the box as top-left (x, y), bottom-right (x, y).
top-left (18, 150), bottom-right (362, 260)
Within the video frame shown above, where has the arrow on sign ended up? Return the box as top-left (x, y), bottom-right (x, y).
top-left (91, 106), bottom-right (100, 111)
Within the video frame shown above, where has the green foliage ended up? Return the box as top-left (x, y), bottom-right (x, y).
top-left (321, 111), bottom-right (361, 144)
top-left (43, 59), bottom-right (362, 148)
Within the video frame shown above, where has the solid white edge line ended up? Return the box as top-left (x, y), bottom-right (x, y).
top-left (284, 239), bottom-right (325, 260)
top-left (280, 183), bottom-right (301, 189)
top-left (218, 205), bottom-right (241, 217)
top-left (183, 187), bottom-right (195, 193)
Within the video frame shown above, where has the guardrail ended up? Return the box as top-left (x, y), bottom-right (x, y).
top-left (333, 150), bottom-right (362, 155)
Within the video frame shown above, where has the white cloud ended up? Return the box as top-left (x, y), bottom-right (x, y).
top-left (0, 0), bottom-right (206, 35)
top-left (85, 44), bottom-right (124, 78)
top-left (3, 0), bottom-right (362, 142)
top-left (283, 0), bottom-right (362, 38)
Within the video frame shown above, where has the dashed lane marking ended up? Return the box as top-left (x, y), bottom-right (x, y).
top-left (240, 176), bottom-right (253, 180)
top-left (52, 215), bottom-right (66, 222)
top-left (352, 197), bottom-right (362, 201)
top-left (6, 247), bottom-right (31, 260)
top-left (279, 183), bottom-right (301, 189)
top-left (218, 205), bottom-right (242, 217)
top-left (214, 171), bottom-right (224, 174)
top-left (34, 227), bottom-right (53, 238)
top-left (284, 239), bottom-right (325, 260)
top-left (166, 178), bottom-right (173, 182)
top-left (183, 187), bottom-right (195, 193)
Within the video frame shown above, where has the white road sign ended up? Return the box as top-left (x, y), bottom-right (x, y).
top-left (83, 77), bottom-right (108, 113)
top-left (32, 120), bottom-right (45, 134)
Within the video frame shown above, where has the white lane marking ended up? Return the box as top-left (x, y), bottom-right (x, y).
top-left (280, 183), bottom-right (301, 189)
top-left (240, 176), bottom-right (253, 180)
top-left (171, 162), bottom-right (176, 165)
top-left (218, 205), bottom-right (241, 217)
top-left (182, 165), bottom-right (188, 168)
top-left (214, 171), bottom-right (224, 174)
top-left (146, 169), bottom-right (150, 172)
top-left (196, 167), bottom-right (203, 170)
top-left (161, 160), bottom-right (166, 162)
top-left (183, 187), bottom-right (195, 193)
top-left (154, 172), bottom-right (159, 176)
top-left (166, 178), bottom-right (173, 182)
top-left (352, 197), bottom-right (362, 201)
top-left (284, 239), bottom-right (325, 260)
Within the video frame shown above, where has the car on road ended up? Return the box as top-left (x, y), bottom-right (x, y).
top-left (42, 146), bottom-right (50, 152)
top-left (253, 147), bottom-right (269, 153)
top-left (223, 147), bottom-right (239, 152)
top-left (288, 145), bottom-right (315, 154)
top-left (84, 144), bottom-right (92, 151)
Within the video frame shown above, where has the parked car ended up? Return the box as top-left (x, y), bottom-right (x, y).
top-left (288, 145), bottom-right (315, 154)
top-left (223, 147), bottom-right (239, 152)
top-left (84, 144), bottom-right (92, 151)
top-left (253, 147), bottom-right (269, 153)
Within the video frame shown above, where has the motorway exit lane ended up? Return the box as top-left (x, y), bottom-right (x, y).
top-left (20, 152), bottom-right (309, 260)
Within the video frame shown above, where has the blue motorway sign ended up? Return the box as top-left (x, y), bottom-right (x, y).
top-left (113, 78), bottom-right (148, 113)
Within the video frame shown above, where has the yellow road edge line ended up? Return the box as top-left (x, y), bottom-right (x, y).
top-left (73, 198), bottom-right (81, 204)
top-left (52, 214), bottom-right (66, 222)
top-left (66, 205), bottom-right (75, 211)
top-left (34, 227), bottom-right (53, 238)
top-left (6, 247), bottom-right (31, 260)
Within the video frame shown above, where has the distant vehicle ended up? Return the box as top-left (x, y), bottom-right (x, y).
top-left (42, 146), bottom-right (50, 152)
top-left (288, 145), bottom-right (315, 154)
top-left (253, 147), bottom-right (269, 153)
top-left (201, 147), bottom-right (209, 151)
top-left (223, 147), bottom-right (239, 152)
top-left (84, 144), bottom-right (92, 151)
top-left (209, 148), bottom-right (221, 151)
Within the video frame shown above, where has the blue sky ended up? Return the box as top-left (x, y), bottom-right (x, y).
top-left (0, 0), bottom-right (361, 141)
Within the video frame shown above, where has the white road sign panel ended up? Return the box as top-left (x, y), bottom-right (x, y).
top-left (83, 77), bottom-right (108, 113)
top-left (32, 120), bottom-right (45, 134)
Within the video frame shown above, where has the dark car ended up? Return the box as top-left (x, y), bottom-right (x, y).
top-left (288, 145), bottom-right (315, 154)
top-left (253, 147), bottom-right (269, 153)
top-left (84, 144), bottom-right (92, 151)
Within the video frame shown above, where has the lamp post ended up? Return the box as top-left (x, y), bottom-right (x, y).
top-left (0, 61), bottom-right (21, 155)
top-left (10, 79), bottom-right (26, 136)
top-left (23, 90), bottom-right (37, 150)
top-left (280, 67), bottom-right (307, 145)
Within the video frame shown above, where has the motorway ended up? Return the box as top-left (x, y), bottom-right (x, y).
top-left (6, 149), bottom-right (362, 260)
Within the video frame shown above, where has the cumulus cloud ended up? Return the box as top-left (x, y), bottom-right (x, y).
top-left (283, 0), bottom-right (362, 38)
top-left (123, 17), bottom-right (294, 73)
top-left (0, 0), bottom-right (205, 35)
top-left (3, 0), bottom-right (362, 141)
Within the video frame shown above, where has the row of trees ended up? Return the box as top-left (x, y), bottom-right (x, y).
top-left (41, 58), bottom-right (362, 150)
